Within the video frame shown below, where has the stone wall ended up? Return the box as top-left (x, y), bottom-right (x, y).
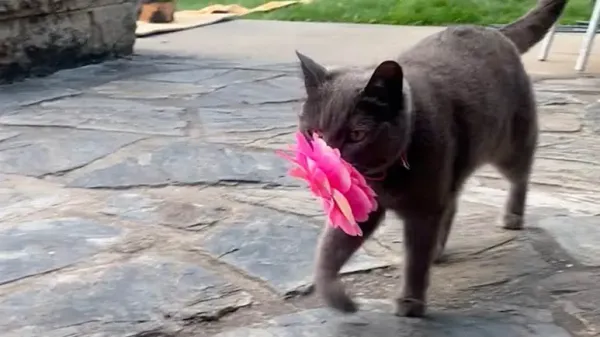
top-left (0, 0), bottom-right (137, 84)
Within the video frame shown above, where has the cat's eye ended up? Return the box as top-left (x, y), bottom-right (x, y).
top-left (348, 130), bottom-right (367, 142)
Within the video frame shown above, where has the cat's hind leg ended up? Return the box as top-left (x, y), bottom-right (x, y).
top-left (314, 207), bottom-right (385, 313)
top-left (495, 115), bottom-right (538, 231)
top-left (434, 197), bottom-right (457, 264)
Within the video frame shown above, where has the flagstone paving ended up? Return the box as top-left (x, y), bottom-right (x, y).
top-left (0, 54), bottom-right (599, 337)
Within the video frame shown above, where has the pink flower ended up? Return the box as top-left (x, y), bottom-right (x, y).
top-left (277, 131), bottom-right (378, 236)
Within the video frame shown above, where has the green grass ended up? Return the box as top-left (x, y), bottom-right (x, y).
top-left (177, 0), bottom-right (593, 26)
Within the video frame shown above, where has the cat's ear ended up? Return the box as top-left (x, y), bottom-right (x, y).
top-left (296, 51), bottom-right (328, 96)
top-left (363, 60), bottom-right (404, 112)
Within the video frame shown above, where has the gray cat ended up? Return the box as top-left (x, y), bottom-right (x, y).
top-left (295, 0), bottom-right (568, 317)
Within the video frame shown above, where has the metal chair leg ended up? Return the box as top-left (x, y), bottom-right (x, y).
top-left (538, 24), bottom-right (557, 61)
top-left (575, 0), bottom-right (600, 71)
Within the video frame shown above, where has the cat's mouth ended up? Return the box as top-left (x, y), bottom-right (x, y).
top-left (351, 151), bottom-right (407, 180)
top-left (354, 163), bottom-right (390, 180)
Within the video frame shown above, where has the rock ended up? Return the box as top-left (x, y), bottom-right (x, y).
top-left (0, 128), bottom-right (142, 177)
top-left (202, 208), bottom-right (391, 295)
top-left (0, 96), bottom-right (188, 136)
top-left (0, 0), bottom-right (128, 18)
top-left (0, 256), bottom-right (252, 337)
top-left (0, 217), bottom-right (122, 285)
top-left (0, 0), bottom-right (136, 83)
top-left (102, 192), bottom-right (230, 231)
top-left (67, 140), bottom-right (295, 188)
top-left (535, 215), bottom-right (600, 267)
top-left (212, 300), bottom-right (571, 337)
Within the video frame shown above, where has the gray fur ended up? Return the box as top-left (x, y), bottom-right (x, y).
top-left (295, 0), bottom-right (568, 317)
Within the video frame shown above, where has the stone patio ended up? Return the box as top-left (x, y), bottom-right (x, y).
top-left (0, 24), bottom-right (600, 337)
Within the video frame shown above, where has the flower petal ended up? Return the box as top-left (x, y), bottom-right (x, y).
top-left (332, 189), bottom-right (355, 225)
top-left (309, 136), bottom-right (352, 192)
top-left (345, 185), bottom-right (373, 222)
top-left (328, 205), bottom-right (362, 236)
top-left (289, 166), bottom-right (307, 179)
top-left (311, 168), bottom-right (332, 197)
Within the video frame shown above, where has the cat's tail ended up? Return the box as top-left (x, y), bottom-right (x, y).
top-left (499, 0), bottom-right (568, 54)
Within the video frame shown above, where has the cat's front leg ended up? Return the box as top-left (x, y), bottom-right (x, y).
top-left (314, 207), bottom-right (385, 313)
top-left (394, 210), bottom-right (442, 317)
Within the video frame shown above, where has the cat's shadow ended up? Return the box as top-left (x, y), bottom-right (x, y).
top-left (266, 299), bottom-right (569, 337)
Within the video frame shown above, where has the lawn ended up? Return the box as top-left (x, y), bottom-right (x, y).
top-left (177, 0), bottom-right (593, 26)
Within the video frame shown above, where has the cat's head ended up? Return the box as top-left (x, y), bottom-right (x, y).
top-left (296, 51), bottom-right (413, 176)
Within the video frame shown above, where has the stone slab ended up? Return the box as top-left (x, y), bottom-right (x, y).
top-left (0, 96), bottom-right (188, 136)
top-left (200, 103), bottom-right (298, 134)
top-left (200, 103), bottom-right (298, 146)
top-left (194, 75), bottom-right (304, 108)
top-left (535, 215), bottom-right (600, 267)
top-left (535, 78), bottom-right (600, 95)
top-left (213, 300), bottom-right (571, 337)
top-left (0, 81), bottom-right (81, 113)
top-left (101, 192), bottom-right (230, 231)
top-left (584, 101), bottom-right (600, 135)
top-left (538, 108), bottom-right (582, 133)
top-left (536, 135), bottom-right (600, 166)
top-left (0, 129), bottom-right (142, 177)
top-left (533, 90), bottom-right (585, 106)
top-left (138, 68), bottom-right (277, 85)
top-left (225, 188), bottom-right (323, 218)
top-left (90, 79), bottom-right (219, 99)
top-left (538, 271), bottom-right (600, 331)
top-left (0, 217), bottom-right (121, 285)
top-left (43, 56), bottom-right (200, 89)
top-left (0, 256), bottom-right (252, 337)
top-left (202, 208), bottom-right (391, 295)
top-left (0, 185), bottom-right (72, 223)
top-left (67, 140), bottom-right (295, 188)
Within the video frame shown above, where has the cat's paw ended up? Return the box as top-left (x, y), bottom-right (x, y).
top-left (394, 297), bottom-right (426, 317)
top-left (503, 213), bottom-right (524, 230)
top-left (433, 252), bottom-right (448, 264)
top-left (317, 279), bottom-right (358, 314)
top-left (433, 243), bottom-right (448, 264)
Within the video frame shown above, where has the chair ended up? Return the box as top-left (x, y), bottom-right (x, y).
top-left (538, 0), bottom-right (600, 72)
